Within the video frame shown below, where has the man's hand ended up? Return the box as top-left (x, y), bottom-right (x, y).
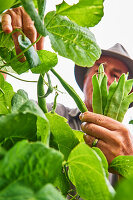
top-left (79, 111), bottom-right (133, 165)
top-left (1, 7), bottom-right (44, 61)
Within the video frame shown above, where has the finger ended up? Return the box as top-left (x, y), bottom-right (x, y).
top-left (81, 122), bottom-right (117, 143)
top-left (4, 8), bottom-right (25, 61)
top-left (36, 33), bottom-right (45, 50)
top-left (84, 134), bottom-right (114, 164)
top-left (84, 134), bottom-right (103, 148)
top-left (79, 111), bottom-right (124, 131)
top-left (22, 9), bottom-right (37, 49)
top-left (1, 13), bottom-right (12, 33)
top-left (83, 134), bottom-right (96, 147)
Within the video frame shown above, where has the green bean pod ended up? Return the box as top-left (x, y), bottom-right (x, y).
top-left (104, 79), bottom-right (117, 115)
top-left (98, 64), bottom-right (104, 86)
top-left (123, 79), bottom-right (133, 98)
top-left (37, 0), bottom-right (46, 20)
top-left (37, 74), bottom-right (48, 113)
top-left (51, 92), bottom-right (58, 113)
top-left (100, 75), bottom-right (108, 113)
top-left (117, 92), bottom-right (133, 122)
top-left (106, 74), bottom-right (125, 120)
top-left (51, 69), bottom-right (87, 113)
top-left (18, 35), bottom-right (41, 68)
top-left (21, 0), bottom-right (46, 36)
top-left (92, 74), bottom-right (103, 114)
top-left (39, 73), bottom-right (53, 98)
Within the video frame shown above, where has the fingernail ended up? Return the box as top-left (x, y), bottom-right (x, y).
top-left (79, 113), bottom-right (83, 120)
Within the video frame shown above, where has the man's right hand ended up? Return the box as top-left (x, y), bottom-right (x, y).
top-left (1, 7), bottom-right (44, 61)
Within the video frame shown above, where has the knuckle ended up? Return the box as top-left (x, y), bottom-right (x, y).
top-left (24, 24), bottom-right (35, 32)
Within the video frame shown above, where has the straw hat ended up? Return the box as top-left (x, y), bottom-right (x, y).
top-left (74, 43), bottom-right (133, 91)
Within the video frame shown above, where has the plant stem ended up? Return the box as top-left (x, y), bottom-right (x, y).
top-left (37, 74), bottom-right (48, 113)
top-left (0, 71), bottom-right (37, 83)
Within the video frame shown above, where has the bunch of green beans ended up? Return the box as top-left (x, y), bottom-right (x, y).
top-left (92, 64), bottom-right (133, 122)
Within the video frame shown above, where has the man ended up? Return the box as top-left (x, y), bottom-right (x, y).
top-left (1, 7), bottom-right (133, 184)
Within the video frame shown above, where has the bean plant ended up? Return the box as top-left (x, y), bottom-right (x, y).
top-left (0, 0), bottom-right (133, 200)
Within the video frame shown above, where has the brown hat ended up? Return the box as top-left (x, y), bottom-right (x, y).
top-left (74, 43), bottom-right (133, 91)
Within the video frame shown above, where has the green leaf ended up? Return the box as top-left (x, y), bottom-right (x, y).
top-left (11, 89), bottom-right (29, 112)
top-left (109, 155), bottom-right (133, 178)
top-left (31, 50), bottom-right (58, 74)
top-left (68, 143), bottom-right (114, 200)
top-left (45, 11), bottom-right (101, 67)
top-left (113, 173), bottom-right (133, 200)
top-left (0, 146), bottom-right (6, 160)
top-left (0, 26), bottom-right (14, 50)
top-left (54, 168), bottom-right (70, 196)
top-left (0, 100), bottom-right (50, 144)
top-left (72, 129), bottom-right (84, 143)
top-left (0, 0), bottom-right (15, 14)
top-left (18, 100), bottom-right (50, 144)
top-left (0, 74), bottom-right (15, 114)
top-left (0, 182), bottom-right (66, 200)
top-left (0, 112), bottom-right (37, 142)
top-left (0, 47), bottom-right (30, 74)
top-left (9, 56), bottom-right (30, 74)
top-left (56, 0), bottom-right (104, 27)
top-left (92, 147), bottom-right (109, 178)
top-left (46, 112), bottom-right (79, 160)
top-left (37, 183), bottom-right (66, 200)
top-left (0, 140), bottom-right (64, 191)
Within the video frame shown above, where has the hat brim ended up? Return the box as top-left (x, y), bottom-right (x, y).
top-left (74, 49), bottom-right (133, 91)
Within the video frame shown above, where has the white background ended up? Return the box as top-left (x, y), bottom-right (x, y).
top-left (6, 0), bottom-right (133, 108)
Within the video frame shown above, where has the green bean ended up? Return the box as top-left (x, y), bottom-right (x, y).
top-left (98, 64), bottom-right (104, 86)
top-left (106, 74), bottom-right (125, 120)
top-left (21, 0), bottom-right (46, 36)
top-left (37, 74), bottom-right (48, 113)
top-left (123, 79), bottom-right (133, 98)
top-left (39, 72), bottom-right (53, 98)
top-left (51, 92), bottom-right (59, 114)
top-left (51, 68), bottom-right (87, 113)
top-left (117, 92), bottom-right (133, 122)
top-left (37, 0), bottom-right (46, 20)
top-left (92, 74), bottom-right (103, 114)
top-left (18, 35), bottom-right (41, 68)
top-left (104, 79), bottom-right (117, 115)
top-left (100, 75), bottom-right (108, 113)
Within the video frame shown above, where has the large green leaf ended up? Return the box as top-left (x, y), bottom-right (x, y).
top-left (68, 143), bottom-right (114, 200)
top-left (0, 183), bottom-right (66, 200)
top-left (0, 140), bottom-right (63, 191)
top-left (45, 11), bottom-right (101, 67)
top-left (31, 50), bottom-right (58, 74)
top-left (18, 100), bottom-right (50, 144)
top-left (113, 173), bottom-right (133, 200)
top-left (56, 0), bottom-right (104, 27)
top-left (109, 155), bottom-right (133, 178)
top-left (11, 89), bottom-right (29, 112)
top-left (0, 99), bottom-right (50, 144)
top-left (0, 112), bottom-right (37, 142)
top-left (92, 147), bottom-right (109, 178)
top-left (0, 74), bottom-right (15, 114)
top-left (46, 112), bottom-right (79, 160)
